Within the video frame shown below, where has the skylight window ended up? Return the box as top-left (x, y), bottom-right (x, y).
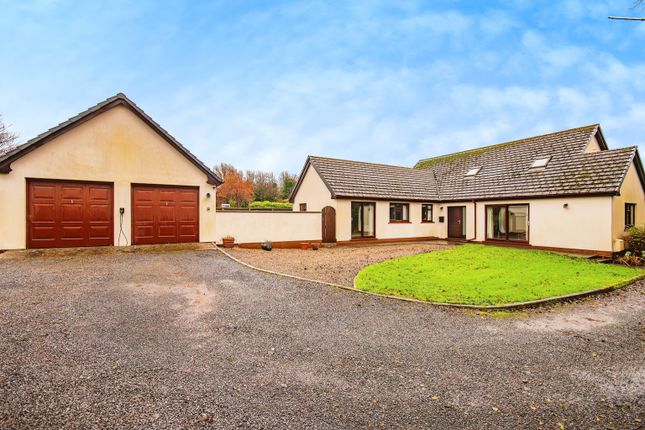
top-left (530, 157), bottom-right (551, 169)
top-left (465, 167), bottom-right (481, 177)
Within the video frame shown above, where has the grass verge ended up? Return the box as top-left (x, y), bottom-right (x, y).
top-left (354, 244), bottom-right (644, 306)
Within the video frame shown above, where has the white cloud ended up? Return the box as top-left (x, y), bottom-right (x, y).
top-left (1, 0), bottom-right (644, 175)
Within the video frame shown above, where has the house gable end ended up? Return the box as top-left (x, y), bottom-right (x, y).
top-left (0, 93), bottom-right (222, 185)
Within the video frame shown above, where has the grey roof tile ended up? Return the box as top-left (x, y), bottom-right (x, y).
top-left (297, 125), bottom-right (641, 202)
top-left (308, 156), bottom-right (438, 201)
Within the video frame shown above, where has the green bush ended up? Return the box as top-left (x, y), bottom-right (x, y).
top-left (624, 225), bottom-right (645, 256)
top-left (248, 201), bottom-right (293, 210)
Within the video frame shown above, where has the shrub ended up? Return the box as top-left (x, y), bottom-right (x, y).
top-left (616, 253), bottom-right (644, 267)
top-left (624, 225), bottom-right (645, 255)
top-left (248, 201), bottom-right (293, 210)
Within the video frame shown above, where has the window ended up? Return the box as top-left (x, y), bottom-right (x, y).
top-left (486, 204), bottom-right (529, 242)
top-left (465, 167), bottom-right (481, 177)
top-left (351, 202), bottom-right (376, 238)
top-left (625, 203), bottom-right (636, 229)
top-left (421, 204), bottom-right (433, 222)
top-left (530, 157), bottom-right (551, 169)
top-left (389, 203), bottom-right (409, 222)
top-left (299, 203), bottom-right (307, 212)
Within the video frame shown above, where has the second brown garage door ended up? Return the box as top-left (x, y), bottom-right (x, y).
top-left (131, 185), bottom-right (199, 245)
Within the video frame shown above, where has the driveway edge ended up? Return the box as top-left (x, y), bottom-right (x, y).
top-left (213, 244), bottom-right (644, 311)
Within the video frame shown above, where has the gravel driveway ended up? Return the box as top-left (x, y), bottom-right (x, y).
top-left (0, 248), bottom-right (643, 429)
top-left (227, 242), bottom-right (453, 286)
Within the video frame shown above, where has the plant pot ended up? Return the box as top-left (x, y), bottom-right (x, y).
top-left (311, 243), bottom-right (320, 250)
top-left (300, 242), bottom-right (310, 250)
top-left (222, 238), bottom-right (235, 249)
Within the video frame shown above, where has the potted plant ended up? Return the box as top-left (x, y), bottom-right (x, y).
top-left (222, 235), bottom-right (235, 248)
top-left (300, 242), bottom-right (310, 250)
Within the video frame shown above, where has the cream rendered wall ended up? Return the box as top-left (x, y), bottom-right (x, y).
top-left (612, 162), bottom-right (645, 242)
top-left (585, 135), bottom-right (601, 153)
top-left (0, 105), bottom-right (217, 250)
top-left (215, 211), bottom-right (321, 244)
top-left (433, 202), bottom-right (476, 240)
top-left (472, 197), bottom-right (613, 252)
top-left (335, 199), bottom-right (441, 241)
top-left (292, 165), bottom-right (335, 211)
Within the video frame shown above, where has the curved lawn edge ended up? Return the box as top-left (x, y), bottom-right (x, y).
top-left (213, 243), bottom-right (644, 310)
top-left (353, 272), bottom-right (645, 310)
top-left (354, 245), bottom-right (645, 308)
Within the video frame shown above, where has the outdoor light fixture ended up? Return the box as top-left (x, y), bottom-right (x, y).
top-left (206, 192), bottom-right (211, 198)
top-left (563, 203), bottom-right (569, 208)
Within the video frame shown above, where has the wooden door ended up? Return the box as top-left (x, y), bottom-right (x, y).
top-left (27, 179), bottom-right (113, 249)
top-left (321, 206), bottom-right (336, 243)
top-left (447, 206), bottom-right (466, 238)
top-left (132, 185), bottom-right (199, 245)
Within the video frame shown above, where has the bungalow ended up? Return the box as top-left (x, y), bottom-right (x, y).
top-left (290, 125), bottom-right (645, 256)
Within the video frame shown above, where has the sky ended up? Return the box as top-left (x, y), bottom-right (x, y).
top-left (1, 0), bottom-right (644, 175)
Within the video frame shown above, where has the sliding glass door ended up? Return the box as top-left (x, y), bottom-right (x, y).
top-left (486, 204), bottom-right (529, 242)
top-left (351, 202), bottom-right (376, 238)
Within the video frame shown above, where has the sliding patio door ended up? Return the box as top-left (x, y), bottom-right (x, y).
top-left (486, 204), bottom-right (529, 242)
top-left (351, 202), bottom-right (376, 238)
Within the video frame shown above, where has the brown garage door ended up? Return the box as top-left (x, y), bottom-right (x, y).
top-left (27, 180), bottom-right (113, 249)
top-left (131, 185), bottom-right (199, 245)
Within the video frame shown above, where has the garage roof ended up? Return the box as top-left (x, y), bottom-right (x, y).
top-left (0, 93), bottom-right (223, 185)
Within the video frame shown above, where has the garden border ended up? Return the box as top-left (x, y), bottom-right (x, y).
top-left (212, 243), bottom-right (644, 310)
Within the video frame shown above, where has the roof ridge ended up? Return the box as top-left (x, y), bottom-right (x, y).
top-left (415, 124), bottom-right (599, 166)
top-left (309, 155), bottom-right (422, 171)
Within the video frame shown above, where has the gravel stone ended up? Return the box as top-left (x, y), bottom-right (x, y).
top-left (227, 242), bottom-right (453, 286)
top-left (0, 248), bottom-right (643, 429)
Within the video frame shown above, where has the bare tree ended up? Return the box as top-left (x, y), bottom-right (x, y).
top-left (278, 170), bottom-right (298, 200)
top-left (0, 114), bottom-right (18, 153)
top-left (246, 169), bottom-right (279, 202)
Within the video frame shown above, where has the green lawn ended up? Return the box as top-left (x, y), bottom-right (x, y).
top-left (354, 244), bottom-right (644, 306)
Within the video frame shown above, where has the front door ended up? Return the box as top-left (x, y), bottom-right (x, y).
top-left (321, 206), bottom-right (336, 243)
top-left (447, 206), bottom-right (466, 239)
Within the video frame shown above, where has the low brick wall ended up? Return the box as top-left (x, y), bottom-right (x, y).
top-left (214, 210), bottom-right (322, 247)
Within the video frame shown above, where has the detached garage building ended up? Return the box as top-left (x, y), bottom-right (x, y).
top-left (0, 93), bottom-right (222, 250)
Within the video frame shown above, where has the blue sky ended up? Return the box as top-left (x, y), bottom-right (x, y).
top-left (1, 0), bottom-right (644, 174)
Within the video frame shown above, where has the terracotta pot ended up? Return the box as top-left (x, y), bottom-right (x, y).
top-left (311, 243), bottom-right (320, 250)
top-left (222, 238), bottom-right (235, 249)
top-left (300, 242), bottom-right (310, 250)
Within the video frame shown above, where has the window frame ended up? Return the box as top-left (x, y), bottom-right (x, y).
top-left (625, 203), bottom-right (636, 229)
top-left (485, 203), bottom-right (530, 243)
top-left (299, 203), bottom-right (307, 212)
top-left (465, 166), bottom-right (481, 177)
top-left (530, 157), bottom-right (551, 169)
top-left (421, 203), bottom-right (434, 223)
top-left (389, 202), bottom-right (410, 223)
